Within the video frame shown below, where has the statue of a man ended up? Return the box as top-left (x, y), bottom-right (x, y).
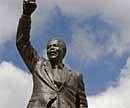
top-left (16, 0), bottom-right (88, 108)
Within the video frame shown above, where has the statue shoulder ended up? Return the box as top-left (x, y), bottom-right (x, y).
top-left (67, 68), bottom-right (82, 78)
top-left (37, 57), bottom-right (47, 63)
top-left (36, 57), bottom-right (47, 68)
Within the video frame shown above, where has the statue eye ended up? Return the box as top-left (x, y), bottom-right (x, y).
top-left (53, 44), bottom-right (57, 47)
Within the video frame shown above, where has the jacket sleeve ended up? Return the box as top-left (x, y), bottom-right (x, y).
top-left (76, 73), bottom-right (88, 108)
top-left (16, 14), bottom-right (39, 72)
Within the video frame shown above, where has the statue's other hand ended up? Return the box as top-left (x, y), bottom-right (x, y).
top-left (23, 0), bottom-right (37, 16)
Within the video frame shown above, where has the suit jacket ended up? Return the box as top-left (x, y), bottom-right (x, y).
top-left (16, 14), bottom-right (88, 108)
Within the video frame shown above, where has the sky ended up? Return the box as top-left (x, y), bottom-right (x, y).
top-left (0, 0), bottom-right (130, 108)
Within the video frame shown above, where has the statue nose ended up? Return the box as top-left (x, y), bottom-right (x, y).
top-left (50, 47), bottom-right (55, 51)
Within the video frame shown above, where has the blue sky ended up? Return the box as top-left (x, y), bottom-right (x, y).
top-left (0, 0), bottom-right (130, 108)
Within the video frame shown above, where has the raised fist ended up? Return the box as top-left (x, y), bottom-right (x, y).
top-left (23, 0), bottom-right (37, 16)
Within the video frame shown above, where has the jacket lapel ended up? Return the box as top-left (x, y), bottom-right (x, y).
top-left (38, 59), bottom-right (57, 91)
top-left (38, 59), bottom-right (71, 92)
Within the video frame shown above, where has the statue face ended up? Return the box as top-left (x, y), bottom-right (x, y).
top-left (47, 39), bottom-right (66, 61)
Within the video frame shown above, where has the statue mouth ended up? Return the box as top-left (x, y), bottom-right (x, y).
top-left (48, 50), bottom-right (58, 58)
top-left (50, 52), bottom-right (56, 56)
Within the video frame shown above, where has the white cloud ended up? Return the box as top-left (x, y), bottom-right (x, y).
top-left (0, 0), bottom-right (50, 46)
top-left (69, 28), bottom-right (130, 62)
top-left (0, 61), bottom-right (32, 108)
top-left (0, 0), bottom-right (21, 45)
top-left (88, 57), bottom-right (130, 108)
top-left (69, 29), bottom-right (106, 61)
top-left (38, 0), bottom-right (130, 27)
top-left (108, 29), bottom-right (130, 56)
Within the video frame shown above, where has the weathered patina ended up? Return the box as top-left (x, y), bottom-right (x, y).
top-left (16, 0), bottom-right (88, 108)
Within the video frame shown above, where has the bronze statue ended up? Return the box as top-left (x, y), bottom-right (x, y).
top-left (16, 0), bottom-right (88, 108)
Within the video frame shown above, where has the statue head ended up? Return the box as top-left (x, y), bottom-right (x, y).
top-left (47, 39), bottom-right (66, 63)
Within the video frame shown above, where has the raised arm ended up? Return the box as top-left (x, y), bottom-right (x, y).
top-left (16, 0), bottom-right (38, 72)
